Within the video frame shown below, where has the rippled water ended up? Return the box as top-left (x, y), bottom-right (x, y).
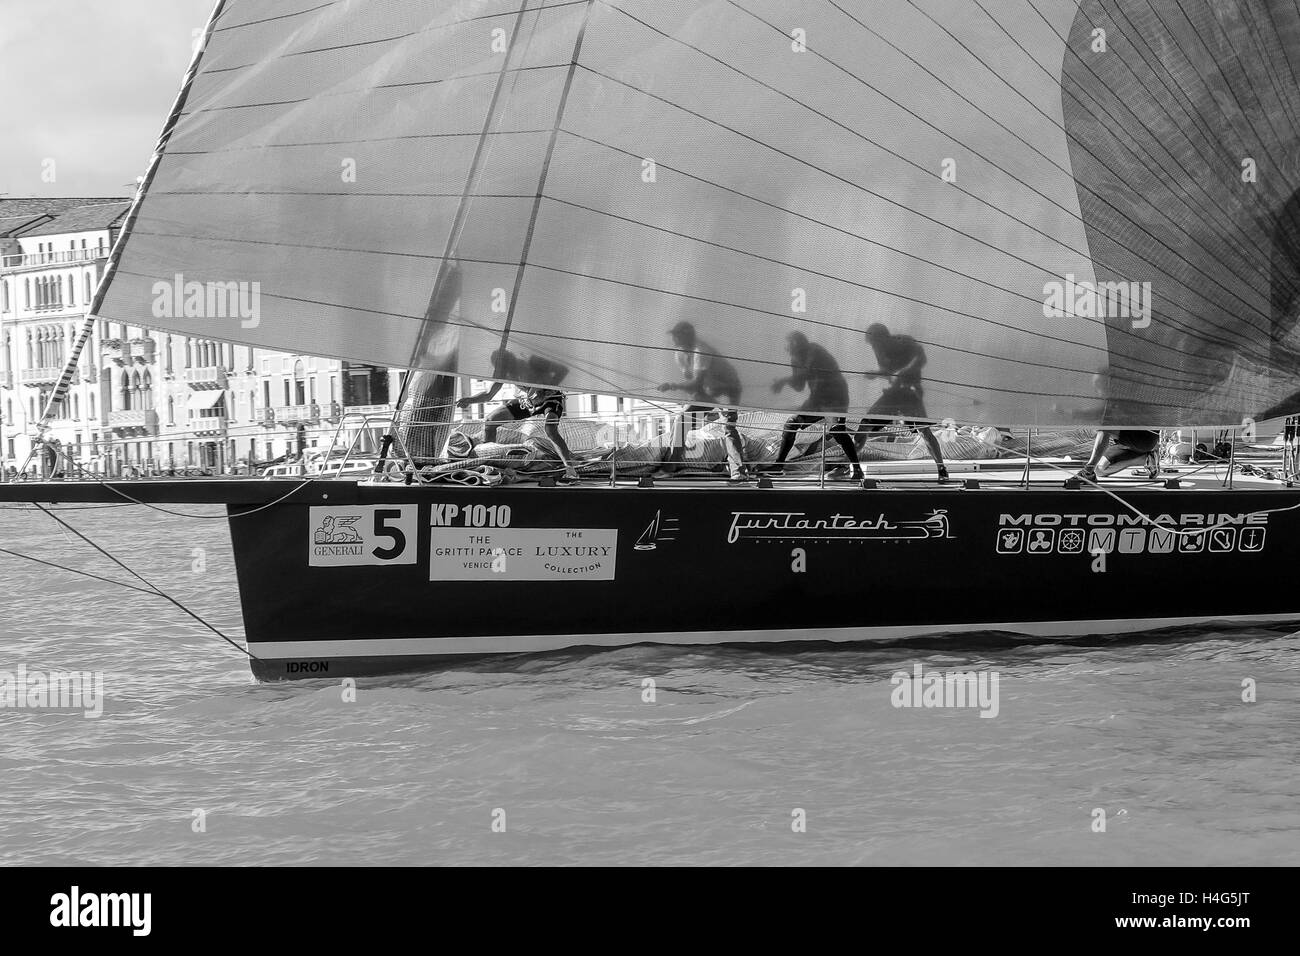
top-left (1, 502), bottom-right (1297, 865)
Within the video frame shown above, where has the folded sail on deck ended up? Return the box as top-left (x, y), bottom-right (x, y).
top-left (94, 0), bottom-right (1300, 427)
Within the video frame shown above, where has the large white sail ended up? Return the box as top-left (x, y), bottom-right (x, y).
top-left (93, 0), bottom-right (1300, 426)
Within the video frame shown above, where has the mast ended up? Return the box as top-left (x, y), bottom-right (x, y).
top-left (382, 0), bottom-right (540, 468)
top-left (384, 0), bottom-right (596, 468)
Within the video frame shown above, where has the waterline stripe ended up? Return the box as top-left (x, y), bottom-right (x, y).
top-left (250, 612), bottom-right (1300, 659)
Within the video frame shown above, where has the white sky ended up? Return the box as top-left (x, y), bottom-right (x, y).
top-left (0, 0), bottom-right (218, 197)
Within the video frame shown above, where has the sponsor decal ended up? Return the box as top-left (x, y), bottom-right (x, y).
top-left (727, 509), bottom-right (951, 544)
top-left (430, 528), bottom-right (618, 581)
top-left (996, 512), bottom-right (1268, 556)
top-left (635, 510), bottom-right (679, 551)
top-left (309, 505), bottom-right (418, 566)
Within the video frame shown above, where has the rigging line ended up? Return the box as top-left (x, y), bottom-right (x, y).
top-left (495, 0), bottom-right (596, 358)
top-left (554, 131), bottom-right (1247, 386)
top-left (1062, 0), bottom-right (1294, 186)
top-left (123, 177), bottom-right (1267, 384)
top-left (1170, 0), bottom-right (1299, 170)
top-left (618, 1), bottom-right (1277, 347)
top-left (1273, 0), bottom-right (1300, 98)
top-left (149, 190), bottom-right (537, 199)
top-left (102, 263), bottom-right (1275, 408)
top-left (1136, 0), bottom-right (1296, 179)
top-left (834, 0), bottom-right (1282, 282)
top-left (117, 231), bottom-right (516, 266)
top-left (540, 193), bottom-right (1203, 388)
top-left (540, 161), bottom-right (1226, 390)
top-left (214, 1), bottom-right (337, 33)
top-left (501, 253), bottom-right (1272, 404)
top-left (200, 0), bottom-right (590, 75)
top-left (30, 503), bottom-right (255, 661)
top-left (164, 129), bottom-right (554, 155)
top-left (978, 0), bottom-right (1292, 295)
top-left (92, 480), bottom-right (326, 520)
top-left (1062, 0), bottom-right (1300, 300)
top-left (1030, 454), bottom-right (1300, 538)
top-left (390, 0), bottom-right (542, 447)
top-left (0, 503), bottom-right (138, 511)
top-left (1234, 1), bottom-right (1300, 134)
top-left (935, 0), bottom-right (1289, 244)
top-left (794, 0), bottom-right (1283, 309)
top-left (180, 62), bottom-right (570, 115)
top-left (30, 442), bottom-right (324, 519)
top-left (491, 292), bottom-right (1145, 407)
top-left (1076, 0), bottom-right (1292, 199)
top-left (897, 0), bottom-right (1284, 335)
top-left (1023, 0), bottom-right (1298, 225)
top-left (123, 163), bottom-right (1269, 381)
top-left (0, 547), bottom-right (159, 596)
top-left (570, 66), bottom-right (1277, 371)
top-left (109, 228), bottom-right (1153, 375)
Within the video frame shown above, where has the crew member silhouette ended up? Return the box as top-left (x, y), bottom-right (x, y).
top-left (657, 321), bottom-right (748, 482)
top-left (770, 331), bottom-right (863, 480)
top-left (857, 323), bottom-right (948, 483)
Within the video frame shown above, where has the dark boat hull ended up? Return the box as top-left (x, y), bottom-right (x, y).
top-left (221, 482), bottom-right (1300, 680)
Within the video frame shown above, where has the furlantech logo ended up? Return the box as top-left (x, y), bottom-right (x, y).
top-left (995, 512), bottom-right (1268, 556)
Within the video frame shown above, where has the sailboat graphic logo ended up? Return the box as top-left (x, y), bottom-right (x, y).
top-left (635, 511), bottom-right (679, 551)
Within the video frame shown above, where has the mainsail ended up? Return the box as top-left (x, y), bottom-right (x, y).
top-left (92, 0), bottom-right (1300, 427)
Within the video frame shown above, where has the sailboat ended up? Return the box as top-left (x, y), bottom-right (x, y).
top-left (5, 0), bottom-right (1300, 679)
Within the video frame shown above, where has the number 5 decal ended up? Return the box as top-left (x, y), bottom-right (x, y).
top-left (372, 509), bottom-right (408, 561)
top-left (309, 505), bottom-right (418, 567)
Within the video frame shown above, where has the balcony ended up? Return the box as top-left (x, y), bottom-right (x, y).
top-left (268, 403), bottom-right (327, 426)
top-left (0, 248), bottom-right (108, 270)
top-left (345, 403), bottom-right (395, 420)
top-left (125, 339), bottom-right (156, 364)
top-left (23, 367), bottom-right (63, 386)
top-left (184, 366), bottom-right (227, 389)
top-left (108, 409), bottom-right (160, 436)
top-left (192, 413), bottom-right (227, 437)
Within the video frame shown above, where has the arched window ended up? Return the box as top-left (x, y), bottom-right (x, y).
top-left (1, 280), bottom-right (8, 311)
top-left (167, 396), bottom-right (174, 425)
top-left (131, 371), bottom-right (142, 411)
top-left (67, 275), bottom-right (75, 306)
top-left (249, 389), bottom-right (256, 418)
top-left (84, 272), bottom-right (92, 302)
top-left (89, 392), bottom-right (95, 420)
top-left (185, 339), bottom-right (192, 368)
top-left (73, 394), bottom-right (80, 420)
top-left (293, 360), bottom-right (306, 405)
top-left (24, 278), bottom-right (30, 309)
top-left (165, 335), bottom-right (173, 374)
top-left (142, 370), bottom-right (153, 408)
top-left (120, 369), bottom-right (132, 411)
